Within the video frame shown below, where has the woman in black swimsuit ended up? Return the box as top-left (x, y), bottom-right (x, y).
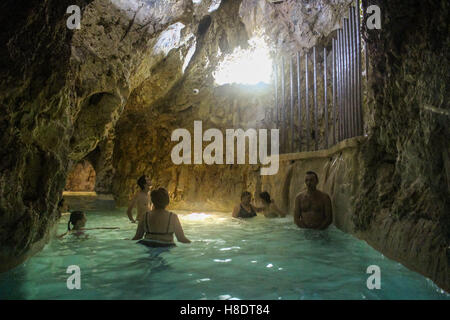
top-left (232, 191), bottom-right (263, 218)
top-left (132, 188), bottom-right (191, 247)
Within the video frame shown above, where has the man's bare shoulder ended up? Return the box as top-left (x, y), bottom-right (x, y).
top-left (295, 191), bottom-right (307, 200)
top-left (317, 190), bottom-right (331, 200)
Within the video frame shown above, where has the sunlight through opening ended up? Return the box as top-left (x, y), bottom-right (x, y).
top-left (213, 36), bottom-right (273, 86)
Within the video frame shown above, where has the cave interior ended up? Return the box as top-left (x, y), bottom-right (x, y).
top-left (0, 0), bottom-right (448, 294)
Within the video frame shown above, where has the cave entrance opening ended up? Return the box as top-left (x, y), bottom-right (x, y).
top-left (64, 160), bottom-right (96, 194)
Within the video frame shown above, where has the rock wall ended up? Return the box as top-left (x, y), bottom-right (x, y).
top-left (86, 130), bottom-right (116, 194)
top-left (0, 0), bottom-right (82, 272)
top-left (112, 84), bottom-right (273, 207)
top-left (351, 0), bottom-right (449, 291)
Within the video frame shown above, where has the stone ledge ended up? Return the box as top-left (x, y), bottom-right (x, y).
top-left (278, 136), bottom-right (367, 162)
top-left (63, 191), bottom-right (98, 196)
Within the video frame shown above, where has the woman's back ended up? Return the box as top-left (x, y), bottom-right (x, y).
top-left (132, 188), bottom-right (191, 245)
top-left (144, 210), bottom-right (175, 243)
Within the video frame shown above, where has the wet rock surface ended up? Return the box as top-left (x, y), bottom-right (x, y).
top-left (352, 0), bottom-right (449, 291)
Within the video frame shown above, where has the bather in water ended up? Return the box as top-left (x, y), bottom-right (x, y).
top-left (257, 191), bottom-right (286, 218)
top-left (294, 171), bottom-right (333, 230)
top-left (58, 211), bottom-right (119, 238)
top-left (132, 188), bottom-right (191, 247)
top-left (126, 175), bottom-right (152, 223)
top-left (232, 191), bottom-right (262, 218)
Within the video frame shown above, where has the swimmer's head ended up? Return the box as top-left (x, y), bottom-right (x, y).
top-left (259, 192), bottom-right (272, 204)
top-left (305, 171), bottom-right (319, 191)
top-left (137, 175), bottom-right (150, 191)
top-left (241, 191), bottom-right (252, 205)
top-left (68, 211), bottom-right (86, 231)
top-left (151, 188), bottom-right (169, 209)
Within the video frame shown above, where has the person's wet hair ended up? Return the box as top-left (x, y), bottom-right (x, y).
top-left (151, 188), bottom-right (169, 209)
top-left (259, 191), bottom-right (272, 204)
top-left (241, 191), bottom-right (251, 200)
top-left (137, 175), bottom-right (147, 190)
top-left (306, 171), bottom-right (319, 182)
top-left (68, 211), bottom-right (85, 231)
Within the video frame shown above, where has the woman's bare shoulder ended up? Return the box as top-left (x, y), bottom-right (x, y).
top-left (169, 211), bottom-right (179, 219)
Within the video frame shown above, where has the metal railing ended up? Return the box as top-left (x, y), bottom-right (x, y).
top-left (273, 1), bottom-right (364, 154)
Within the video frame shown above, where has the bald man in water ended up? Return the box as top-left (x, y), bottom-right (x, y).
top-left (294, 171), bottom-right (333, 230)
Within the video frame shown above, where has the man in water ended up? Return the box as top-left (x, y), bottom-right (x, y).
top-left (294, 171), bottom-right (333, 230)
top-left (127, 175), bottom-right (152, 223)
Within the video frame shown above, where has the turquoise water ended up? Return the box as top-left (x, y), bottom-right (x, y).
top-left (0, 197), bottom-right (448, 300)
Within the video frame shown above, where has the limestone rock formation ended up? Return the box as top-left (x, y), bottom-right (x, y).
top-left (351, 0), bottom-right (449, 291)
top-left (240, 0), bottom-right (353, 52)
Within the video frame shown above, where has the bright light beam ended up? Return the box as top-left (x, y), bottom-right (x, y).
top-left (213, 36), bottom-right (273, 86)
